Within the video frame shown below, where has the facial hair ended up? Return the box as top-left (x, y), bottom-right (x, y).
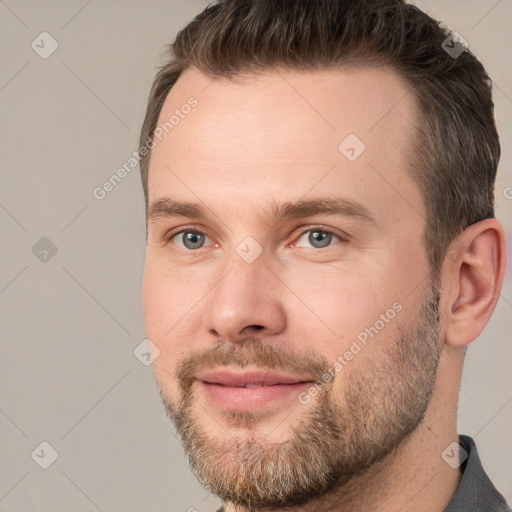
top-left (157, 280), bottom-right (442, 511)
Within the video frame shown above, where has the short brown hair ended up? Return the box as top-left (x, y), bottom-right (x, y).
top-left (139, 0), bottom-right (500, 277)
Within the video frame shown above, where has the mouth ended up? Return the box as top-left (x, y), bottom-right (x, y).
top-left (196, 369), bottom-right (315, 410)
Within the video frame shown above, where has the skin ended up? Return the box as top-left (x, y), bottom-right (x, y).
top-left (142, 66), bottom-right (507, 511)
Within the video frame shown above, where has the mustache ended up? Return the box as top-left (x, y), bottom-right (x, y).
top-left (175, 339), bottom-right (331, 391)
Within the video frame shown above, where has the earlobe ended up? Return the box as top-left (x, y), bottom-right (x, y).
top-left (443, 219), bottom-right (507, 348)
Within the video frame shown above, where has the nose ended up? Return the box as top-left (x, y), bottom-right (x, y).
top-left (205, 251), bottom-right (287, 343)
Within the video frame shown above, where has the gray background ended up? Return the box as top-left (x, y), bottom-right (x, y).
top-left (0, 0), bottom-right (511, 510)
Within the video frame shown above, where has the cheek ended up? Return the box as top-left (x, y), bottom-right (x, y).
top-left (142, 264), bottom-right (169, 339)
top-left (287, 263), bottom-right (397, 351)
top-left (142, 258), bottom-right (196, 339)
top-left (142, 263), bottom-right (193, 387)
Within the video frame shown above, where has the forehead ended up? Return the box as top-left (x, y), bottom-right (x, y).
top-left (148, 65), bottom-right (424, 230)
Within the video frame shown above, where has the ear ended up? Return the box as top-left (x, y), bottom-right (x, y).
top-left (442, 218), bottom-right (508, 348)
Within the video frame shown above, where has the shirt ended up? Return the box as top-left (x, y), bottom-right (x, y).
top-left (214, 435), bottom-right (511, 511)
top-left (445, 435), bottom-right (510, 511)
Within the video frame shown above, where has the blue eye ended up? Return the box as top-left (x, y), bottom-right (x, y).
top-left (295, 229), bottom-right (342, 249)
top-left (172, 230), bottom-right (210, 250)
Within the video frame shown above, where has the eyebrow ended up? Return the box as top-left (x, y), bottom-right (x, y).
top-left (147, 196), bottom-right (377, 228)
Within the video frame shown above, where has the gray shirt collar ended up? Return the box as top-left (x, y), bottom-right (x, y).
top-left (444, 435), bottom-right (510, 511)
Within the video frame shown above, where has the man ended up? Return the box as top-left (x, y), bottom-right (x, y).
top-left (139, 1), bottom-right (510, 510)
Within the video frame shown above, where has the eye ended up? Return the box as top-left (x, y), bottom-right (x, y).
top-left (169, 229), bottom-right (212, 250)
top-left (294, 228), bottom-right (344, 249)
top-left (166, 227), bottom-right (345, 252)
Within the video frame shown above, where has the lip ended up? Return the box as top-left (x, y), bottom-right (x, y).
top-left (196, 369), bottom-right (314, 410)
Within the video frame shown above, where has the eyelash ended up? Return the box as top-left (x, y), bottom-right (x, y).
top-left (165, 226), bottom-right (346, 252)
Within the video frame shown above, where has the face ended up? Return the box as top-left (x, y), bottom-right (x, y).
top-left (142, 66), bottom-right (443, 509)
